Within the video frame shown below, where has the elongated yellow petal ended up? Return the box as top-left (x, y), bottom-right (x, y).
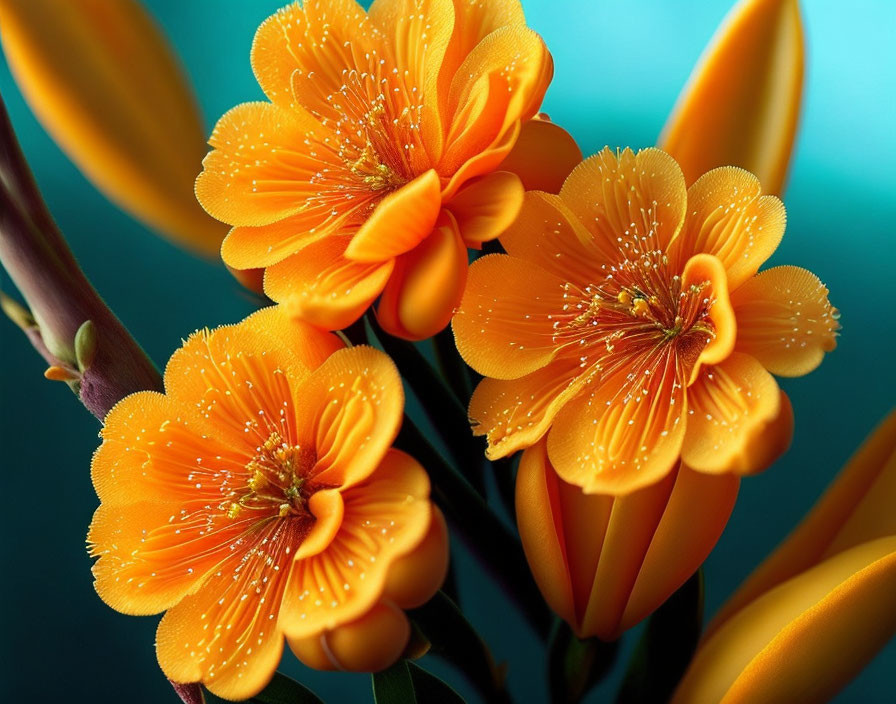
top-left (672, 537), bottom-right (896, 704)
top-left (707, 409), bottom-right (896, 636)
top-left (659, 0), bottom-right (804, 195)
top-left (0, 0), bottom-right (225, 255)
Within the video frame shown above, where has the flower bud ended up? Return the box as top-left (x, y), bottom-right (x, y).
top-left (0, 0), bottom-right (225, 254)
top-left (516, 439), bottom-right (738, 640)
top-left (660, 0), bottom-right (804, 194)
top-left (673, 410), bottom-right (896, 703)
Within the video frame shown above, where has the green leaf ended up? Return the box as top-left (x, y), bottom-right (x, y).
top-left (373, 660), bottom-right (465, 704)
top-left (615, 568), bottom-right (704, 704)
top-left (410, 591), bottom-right (508, 703)
top-left (203, 672), bottom-right (324, 704)
top-left (547, 619), bottom-right (618, 704)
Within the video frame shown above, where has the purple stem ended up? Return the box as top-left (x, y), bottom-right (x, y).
top-left (0, 95), bottom-right (162, 419)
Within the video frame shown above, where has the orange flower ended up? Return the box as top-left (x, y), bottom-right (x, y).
top-left (517, 438), bottom-right (738, 640)
top-left (453, 147), bottom-right (838, 494)
top-left (87, 306), bottom-right (448, 700)
top-left (195, 0), bottom-right (560, 340)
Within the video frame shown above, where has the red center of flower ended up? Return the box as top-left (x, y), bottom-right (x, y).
top-left (222, 432), bottom-right (317, 521)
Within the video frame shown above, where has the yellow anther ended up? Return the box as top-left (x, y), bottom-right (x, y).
top-left (632, 298), bottom-right (650, 317)
top-left (617, 290), bottom-right (632, 306)
top-left (248, 471), bottom-right (267, 492)
top-left (227, 503), bottom-right (242, 519)
top-left (278, 503), bottom-right (291, 518)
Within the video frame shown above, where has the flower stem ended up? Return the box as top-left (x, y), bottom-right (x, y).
top-left (432, 325), bottom-right (472, 404)
top-left (396, 417), bottom-right (553, 640)
top-left (365, 313), bottom-right (486, 495)
top-left (0, 95), bottom-right (162, 420)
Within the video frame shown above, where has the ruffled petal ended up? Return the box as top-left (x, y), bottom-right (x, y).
top-left (198, 102), bottom-right (346, 232)
top-left (345, 170), bottom-right (443, 262)
top-left (280, 449), bottom-right (431, 639)
top-left (439, 25), bottom-right (551, 176)
top-left (560, 147), bottom-right (687, 258)
top-left (240, 305), bottom-right (345, 371)
top-left (500, 191), bottom-right (617, 282)
top-left (292, 346), bottom-right (404, 487)
top-left (221, 216), bottom-right (334, 272)
top-left (547, 349), bottom-right (687, 495)
top-left (264, 236), bottom-right (394, 331)
top-left (251, 0), bottom-right (380, 113)
top-left (469, 357), bottom-right (592, 459)
top-left (446, 170), bottom-right (524, 248)
top-left (88, 499), bottom-right (248, 616)
top-left (669, 167), bottom-right (786, 290)
top-left (163, 323), bottom-right (307, 450)
top-left (453, 253), bottom-right (567, 379)
top-left (368, 0), bottom-right (455, 162)
top-left (91, 391), bottom-right (244, 506)
top-left (155, 519), bottom-right (300, 700)
top-left (681, 253), bottom-right (737, 378)
top-left (498, 117), bottom-right (583, 194)
top-left (376, 211), bottom-right (467, 340)
top-left (731, 265), bottom-right (839, 377)
top-left (682, 352), bottom-right (789, 475)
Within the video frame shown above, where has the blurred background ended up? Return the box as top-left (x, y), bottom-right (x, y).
top-left (1, 0), bottom-right (894, 701)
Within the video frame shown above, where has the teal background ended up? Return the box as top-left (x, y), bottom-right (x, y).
top-left (1, 0), bottom-right (894, 702)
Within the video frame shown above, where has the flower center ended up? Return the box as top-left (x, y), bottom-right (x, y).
top-left (554, 248), bottom-right (717, 378)
top-left (222, 432), bottom-right (317, 520)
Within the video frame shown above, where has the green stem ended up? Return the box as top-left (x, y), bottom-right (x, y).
top-left (366, 313), bottom-right (486, 495)
top-left (411, 592), bottom-right (513, 704)
top-left (395, 418), bottom-right (553, 640)
top-left (432, 325), bottom-right (472, 405)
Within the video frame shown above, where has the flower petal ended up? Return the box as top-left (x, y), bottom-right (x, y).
top-left (264, 237), bottom-right (394, 331)
top-left (221, 216), bottom-right (335, 272)
top-left (672, 537), bottom-right (896, 704)
top-left (670, 167), bottom-right (786, 290)
top-left (659, 0), bottom-right (804, 195)
top-left (468, 357), bottom-right (593, 459)
top-left (293, 346), bottom-right (404, 487)
top-left (498, 118), bottom-right (583, 194)
top-left (240, 305), bottom-right (345, 371)
top-left (280, 449), bottom-right (431, 639)
top-left (251, 0), bottom-right (379, 113)
top-left (517, 444), bottom-right (739, 640)
top-left (446, 170), bottom-right (524, 248)
top-left (345, 170), bottom-right (442, 262)
top-left (500, 191), bottom-right (618, 282)
top-left (681, 253), bottom-right (737, 377)
top-left (155, 520), bottom-right (299, 700)
top-left (439, 25), bottom-right (551, 175)
top-left (707, 410), bottom-right (896, 638)
top-left (162, 323), bottom-right (307, 449)
top-left (198, 102), bottom-right (345, 231)
top-left (560, 147), bottom-right (687, 258)
top-left (453, 253), bottom-right (567, 379)
top-left (91, 391), bottom-right (245, 506)
top-left (376, 212), bottom-right (468, 340)
top-left (731, 265), bottom-right (839, 377)
top-left (88, 499), bottom-right (247, 616)
top-left (547, 349), bottom-right (687, 495)
top-left (368, 0), bottom-right (455, 112)
top-left (682, 352), bottom-right (789, 475)
top-left (620, 464), bottom-right (739, 631)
